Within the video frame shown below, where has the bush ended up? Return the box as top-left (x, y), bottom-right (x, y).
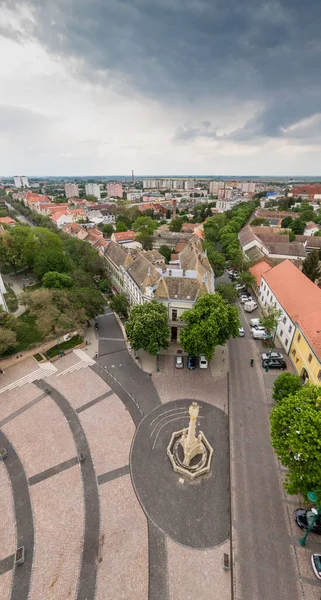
top-left (45, 335), bottom-right (83, 359)
top-left (272, 372), bottom-right (303, 402)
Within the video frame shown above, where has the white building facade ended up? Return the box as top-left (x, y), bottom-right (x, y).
top-left (258, 277), bottom-right (295, 354)
top-left (85, 183), bottom-right (101, 200)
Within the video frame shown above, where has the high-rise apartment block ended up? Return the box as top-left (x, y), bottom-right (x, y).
top-left (64, 183), bottom-right (79, 198)
top-left (14, 176), bottom-right (29, 188)
top-left (209, 181), bottom-right (225, 194)
top-left (107, 183), bottom-right (123, 198)
top-left (85, 183), bottom-right (101, 200)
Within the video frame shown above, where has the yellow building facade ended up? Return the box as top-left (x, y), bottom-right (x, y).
top-left (290, 325), bottom-right (321, 386)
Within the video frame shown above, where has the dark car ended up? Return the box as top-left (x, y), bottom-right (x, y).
top-left (262, 358), bottom-right (287, 370)
top-left (311, 554), bottom-right (321, 580)
top-left (294, 508), bottom-right (321, 535)
top-left (187, 356), bottom-right (197, 370)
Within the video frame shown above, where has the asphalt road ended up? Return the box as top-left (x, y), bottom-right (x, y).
top-left (95, 310), bottom-right (161, 420)
top-left (228, 333), bottom-right (302, 600)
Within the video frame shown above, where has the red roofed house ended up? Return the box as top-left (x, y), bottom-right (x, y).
top-left (249, 260), bottom-right (272, 291)
top-left (258, 259), bottom-right (321, 355)
top-left (0, 216), bottom-right (16, 226)
top-left (111, 231), bottom-right (136, 244)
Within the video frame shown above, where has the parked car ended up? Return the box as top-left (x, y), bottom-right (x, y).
top-left (252, 329), bottom-right (268, 340)
top-left (262, 358), bottom-right (287, 369)
top-left (240, 295), bottom-right (253, 304)
top-left (251, 325), bottom-right (266, 332)
top-left (238, 327), bottom-right (245, 337)
top-left (239, 290), bottom-right (251, 297)
top-left (228, 270), bottom-right (238, 278)
top-left (187, 356), bottom-right (197, 370)
top-left (235, 284), bottom-right (246, 291)
top-left (311, 554), bottom-right (321, 580)
top-left (199, 355), bottom-right (208, 369)
top-left (175, 355), bottom-right (184, 369)
top-left (294, 508), bottom-right (321, 535)
top-left (261, 351), bottom-right (283, 361)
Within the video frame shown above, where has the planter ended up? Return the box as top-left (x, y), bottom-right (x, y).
top-left (0, 448), bottom-right (8, 461)
top-left (15, 546), bottom-right (25, 565)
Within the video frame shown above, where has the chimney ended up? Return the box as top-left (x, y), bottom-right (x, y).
top-left (182, 269), bottom-right (186, 276)
top-left (172, 199), bottom-right (177, 219)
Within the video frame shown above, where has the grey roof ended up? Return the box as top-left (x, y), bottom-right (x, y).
top-left (126, 253), bottom-right (160, 289)
top-left (104, 241), bottom-right (128, 267)
top-left (165, 277), bottom-right (201, 301)
top-left (295, 235), bottom-right (321, 248)
top-left (264, 242), bottom-right (306, 258)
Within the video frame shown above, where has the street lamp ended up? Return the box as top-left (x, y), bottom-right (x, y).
top-left (299, 490), bottom-right (321, 547)
top-left (265, 329), bottom-right (277, 372)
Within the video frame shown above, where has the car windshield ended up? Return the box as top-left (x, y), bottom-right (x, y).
top-left (313, 555), bottom-right (321, 570)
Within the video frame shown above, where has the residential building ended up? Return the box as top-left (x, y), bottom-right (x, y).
top-left (0, 272), bottom-right (8, 312)
top-left (303, 221), bottom-right (321, 236)
top-left (288, 185), bottom-right (321, 199)
top-left (258, 260), bottom-right (321, 354)
top-left (14, 176), bottom-right (29, 188)
top-left (85, 183), bottom-right (101, 200)
top-left (290, 313), bottom-right (321, 384)
top-left (107, 183), bottom-right (123, 198)
top-left (0, 217), bottom-right (16, 227)
top-left (239, 225), bottom-right (306, 263)
top-left (64, 183), bottom-right (79, 198)
top-left (152, 230), bottom-right (193, 249)
top-left (249, 260), bottom-right (272, 293)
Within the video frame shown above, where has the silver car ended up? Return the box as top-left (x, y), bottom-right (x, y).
top-left (261, 351), bottom-right (283, 361)
top-left (175, 355), bottom-right (184, 369)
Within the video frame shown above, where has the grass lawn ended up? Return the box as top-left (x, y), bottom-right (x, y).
top-left (45, 335), bottom-right (83, 359)
top-left (4, 285), bottom-right (18, 312)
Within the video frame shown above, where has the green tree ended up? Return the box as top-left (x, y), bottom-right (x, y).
top-left (68, 287), bottom-right (105, 319)
top-left (204, 214), bottom-right (227, 243)
top-left (250, 217), bottom-right (270, 226)
top-left (102, 224), bottom-right (114, 238)
top-left (236, 271), bottom-right (256, 289)
top-left (0, 327), bottom-right (17, 356)
top-left (202, 242), bottom-right (226, 277)
top-left (109, 293), bottom-right (130, 318)
top-left (272, 372), bottom-right (303, 402)
top-left (99, 278), bottom-right (112, 294)
top-left (42, 271), bottom-right (74, 289)
top-left (260, 306), bottom-right (282, 347)
top-left (289, 219), bottom-right (306, 235)
top-left (135, 232), bottom-right (153, 250)
top-left (302, 249), bottom-right (321, 282)
top-left (270, 385), bottom-right (321, 497)
top-left (169, 217), bottom-right (184, 232)
top-left (84, 194), bottom-right (98, 203)
top-left (116, 221), bottom-right (128, 232)
top-left (179, 293), bottom-right (240, 360)
top-left (0, 227), bottom-right (29, 273)
top-left (159, 245), bottom-right (172, 263)
top-left (216, 282), bottom-right (238, 304)
top-left (281, 216), bottom-right (293, 228)
top-left (125, 300), bottom-right (169, 354)
top-left (132, 216), bottom-right (158, 234)
top-left (33, 248), bottom-right (72, 279)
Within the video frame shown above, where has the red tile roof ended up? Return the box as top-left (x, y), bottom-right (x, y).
top-left (263, 259), bottom-right (321, 321)
top-left (0, 217), bottom-right (16, 225)
top-left (113, 230), bottom-right (135, 242)
top-left (297, 311), bottom-right (321, 361)
top-left (249, 260), bottom-right (272, 286)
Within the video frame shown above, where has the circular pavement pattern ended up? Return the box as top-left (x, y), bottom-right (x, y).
top-left (130, 399), bottom-right (230, 549)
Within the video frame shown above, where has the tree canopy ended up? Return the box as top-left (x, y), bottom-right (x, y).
top-left (302, 249), bottom-right (321, 282)
top-left (272, 372), bottom-right (303, 402)
top-left (179, 293), bottom-right (240, 360)
top-left (158, 245), bottom-right (172, 263)
top-left (215, 282), bottom-right (238, 304)
top-left (270, 385), bottom-right (321, 497)
top-left (109, 293), bottom-right (130, 318)
top-left (42, 271), bottom-right (74, 289)
top-left (125, 300), bottom-right (169, 355)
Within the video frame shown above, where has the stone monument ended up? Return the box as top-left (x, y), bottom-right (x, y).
top-left (167, 402), bottom-right (213, 479)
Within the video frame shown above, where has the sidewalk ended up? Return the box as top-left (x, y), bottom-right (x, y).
top-left (83, 324), bottom-right (99, 359)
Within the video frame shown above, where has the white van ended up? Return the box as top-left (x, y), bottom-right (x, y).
top-left (199, 355), bottom-right (208, 369)
top-left (244, 300), bottom-right (258, 312)
top-left (250, 318), bottom-right (261, 327)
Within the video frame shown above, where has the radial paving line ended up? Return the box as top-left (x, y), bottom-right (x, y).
top-left (0, 431), bottom-right (34, 600)
top-left (147, 520), bottom-right (169, 600)
top-left (35, 381), bottom-right (100, 600)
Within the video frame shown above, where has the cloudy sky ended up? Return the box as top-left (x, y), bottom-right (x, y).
top-left (1, 0), bottom-right (321, 176)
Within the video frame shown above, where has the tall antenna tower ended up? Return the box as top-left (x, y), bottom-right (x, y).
top-left (132, 169), bottom-right (135, 185)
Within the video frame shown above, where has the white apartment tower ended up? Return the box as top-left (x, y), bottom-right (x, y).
top-left (85, 183), bottom-right (101, 200)
top-left (64, 183), bottom-right (79, 198)
top-left (14, 176), bottom-right (29, 188)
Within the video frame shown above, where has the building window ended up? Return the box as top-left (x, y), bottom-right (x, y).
top-left (297, 334), bottom-right (301, 343)
top-left (285, 338), bottom-right (288, 346)
top-left (308, 353), bottom-right (313, 363)
top-left (172, 309), bottom-right (178, 322)
top-left (264, 285), bottom-right (266, 291)
top-left (289, 325), bottom-right (292, 333)
top-left (280, 329), bottom-right (283, 337)
top-left (283, 316), bottom-right (286, 324)
top-left (292, 349), bottom-right (296, 357)
top-left (273, 302), bottom-right (276, 308)
top-left (318, 370), bottom-right (321, 382)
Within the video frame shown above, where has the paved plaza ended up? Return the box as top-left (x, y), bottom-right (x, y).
top-left (0, 310), bottom-right (320, 599)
